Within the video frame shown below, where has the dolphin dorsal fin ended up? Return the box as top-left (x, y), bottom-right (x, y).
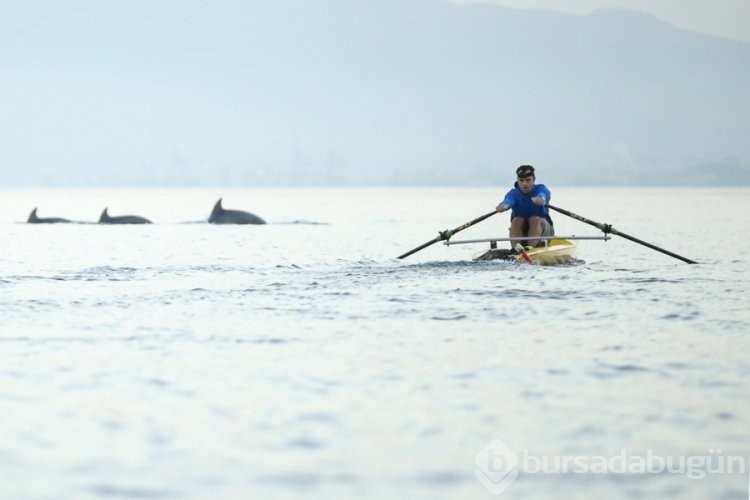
top-left (28, 207), bottom-right (38, 222)
top-left (208, 198), bottom-right (225, 222)
top-left (99, 207), bottom-right (110, 222)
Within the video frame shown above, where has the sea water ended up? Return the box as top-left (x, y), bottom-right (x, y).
top-left (1, 187), bottom-right (748, 499)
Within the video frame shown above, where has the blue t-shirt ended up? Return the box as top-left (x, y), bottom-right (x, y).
top-left (501, 183), bottom-right (552, 221)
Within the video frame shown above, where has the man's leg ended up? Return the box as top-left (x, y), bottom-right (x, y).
top-left (509, 218), bottom-right (527, 249)
top-left (526, 216), bottom-right (548, 247)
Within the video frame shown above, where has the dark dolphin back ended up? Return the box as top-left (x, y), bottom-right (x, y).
top-left (219, 210), bottom-right (266, 224)
top-left (28, 207), bottom-right (70, 224)
top-left (208, 198), bottom-right (266, 225)
top-left (99, 207), bottom-right (152, 224)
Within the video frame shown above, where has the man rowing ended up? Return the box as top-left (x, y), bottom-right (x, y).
top-left (495, 165), bottom-right (554, 249)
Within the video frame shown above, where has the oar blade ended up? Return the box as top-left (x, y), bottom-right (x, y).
top-left (397, 210), bottom-right (498, 259)
top-left (397, 236), bottom-right (441, 259)
top-left (608, 228), bottom-right (697, 264)
top-left (547, 204), bottom-right (697, 264)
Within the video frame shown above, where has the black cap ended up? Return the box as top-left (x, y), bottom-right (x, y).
top-left (516, 165), bottom-right (535, 178)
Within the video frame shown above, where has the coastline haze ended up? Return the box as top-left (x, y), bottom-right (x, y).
top-left (1, 0), bottom-right (748, 187)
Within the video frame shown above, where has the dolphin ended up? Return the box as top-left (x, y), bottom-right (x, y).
top-left (99, 208), bottom-right (152, 224)
top-left (208, 198), bottom-right (266, 224)
top-left (27, 207), bottom-right (71, 224)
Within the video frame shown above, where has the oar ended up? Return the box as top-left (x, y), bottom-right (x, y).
top-left (547, 204), bottom-right (697, 264)
top-left (398, 211), bottom-right (498, 259)
top-left (514, 243), bottom-right (534, 264)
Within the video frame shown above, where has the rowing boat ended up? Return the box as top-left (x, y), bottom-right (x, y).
top-left (398, 206), bottom-right (696, 264)
top-left (444, 235), bottom-right (610, 265)
top-left (472, 238), bottom-right (577, 265)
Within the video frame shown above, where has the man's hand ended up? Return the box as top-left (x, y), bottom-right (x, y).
top-left (532, 196), bottom-right (546, 206)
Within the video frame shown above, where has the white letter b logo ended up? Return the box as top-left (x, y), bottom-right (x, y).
top-left (475, 439), bottom-right (519, 496)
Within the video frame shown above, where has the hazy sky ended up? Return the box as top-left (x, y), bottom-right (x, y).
top-left (1, 0), bottom-right (747, 187)
top-left (451, 0), bottom-right (750, 42)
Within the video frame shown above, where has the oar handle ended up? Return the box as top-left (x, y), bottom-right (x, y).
top-left (449, 210), bottom-right (498, 234)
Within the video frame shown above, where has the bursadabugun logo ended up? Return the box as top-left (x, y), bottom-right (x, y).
top-left (475, 441), bottom-right (749, 497)
top-left (474, 439), bottom-right (519, 495)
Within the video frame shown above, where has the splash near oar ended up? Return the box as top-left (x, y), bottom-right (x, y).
top-left (546, 205), bottom-right (697, 264)
top-left (397, 211), bottom-right (497, 259)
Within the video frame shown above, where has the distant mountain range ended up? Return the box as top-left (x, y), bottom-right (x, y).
top-left (2, 0), bottom-right (748, 186)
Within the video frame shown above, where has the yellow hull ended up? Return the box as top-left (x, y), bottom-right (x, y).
top-left (517, 238), bottom-right (577, 265)
top-left (472, 238), bottom-right (578, 265)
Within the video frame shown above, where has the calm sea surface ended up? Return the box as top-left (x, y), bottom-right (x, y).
top-left (1, 187), bottom-right (749, 499)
